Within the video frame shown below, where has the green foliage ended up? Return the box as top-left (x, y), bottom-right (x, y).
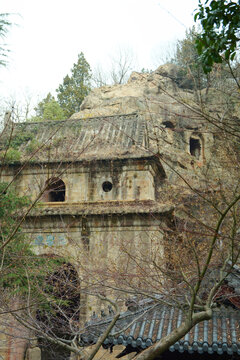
top-left (141, 68), bottom-right (152, 74)
top-left (29, 93), bottom-right (66, 122)
top-left (25, 139), bottom-right (41, 154)
top-left (0, 124), bottom-right (41, 160)
top-left (0, 183), bottom-right (29, 223)
top-left (171, 27), bottom-right (207, 89)
top-left (56, 52), bottom-right (92, 118)
top-left (174, 27), bottom-right (199, 68)
top-left (11, 131), bottom-right (34, 149)
top-left (35, 93), bottom-right (55, 117)
top-left (42, 100), bottom-right (65, 121)
top-left (0, 13), bottom-right (11, 67)
top-left (0, 147), bottom-right (21, 163)
top-left (0, 183), bottom-right (64, 297)
top-left (0, 182), bottom-right (31, 291)
top-left (3, 147), bottom-right (21, 161)
top-left (194, 0), bottom-right (240, 73)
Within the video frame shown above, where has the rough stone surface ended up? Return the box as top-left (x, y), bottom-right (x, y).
top-left (71, 64), bottom-right (195, 122)
top-left (25, 347), bottom-right (41, 360)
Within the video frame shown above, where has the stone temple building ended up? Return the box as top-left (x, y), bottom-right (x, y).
top-left (0, 64), bottom-right (239, 359)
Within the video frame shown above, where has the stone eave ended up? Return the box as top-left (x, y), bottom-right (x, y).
top-left (1, 155), bottom-right (166, 177)
top-left (26, 200), bottom-right (174, 217)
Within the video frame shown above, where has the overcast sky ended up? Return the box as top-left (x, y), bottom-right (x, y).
top-left (0, 0), bottom-right (199, 108)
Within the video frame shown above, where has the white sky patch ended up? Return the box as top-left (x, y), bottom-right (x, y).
top-left (0, 0), bottom-right (199, 109)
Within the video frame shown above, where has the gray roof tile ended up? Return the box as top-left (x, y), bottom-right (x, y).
top-left (1, 114), bottom-right (155, 163)
top-left (81, 305), bottom-right (240, 356)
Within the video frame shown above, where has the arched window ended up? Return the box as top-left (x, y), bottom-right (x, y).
top-left (43, 178), bottom-right (65, 202)
top-left (189, 137), bottom-right (201, 159)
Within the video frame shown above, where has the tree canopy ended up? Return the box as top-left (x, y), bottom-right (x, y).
top-left (56, 52), bottom-right (92, 118)
top-left (171, 27), bottom-right (208, 90)
top-left (29, 93), bottom-right (65, 121)
top-left (194, 0), bottom-right (240, 73)
top-left (0, 183), bottom-right (44, 293)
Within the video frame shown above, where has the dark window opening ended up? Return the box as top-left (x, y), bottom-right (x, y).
top-left (190, 138), bottom-right (201, 159)
top-left (44, 178), bottom-right (65, 202)
top-left (102, 181), bottom-right (113, 192)
top-left (162, 121), bottom-right (174, 129)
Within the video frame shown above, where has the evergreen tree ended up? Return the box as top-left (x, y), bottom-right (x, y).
top-left (29, 93), bottom-right (65, 121)
top-left (171, 27), bottom-right (207, 90)
top-left (0, 183), bottom-right (44, 292)
top-left (56, 52), bottom-right (92, 118)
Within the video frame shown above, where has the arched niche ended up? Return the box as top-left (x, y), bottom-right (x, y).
top-left (43, 178), bottom-right (66, 202)
top-left (37, 261), bottom-right (80, 360)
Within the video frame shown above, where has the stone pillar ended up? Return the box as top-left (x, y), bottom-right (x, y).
top-left (25, 347), bottom-right (41, 360)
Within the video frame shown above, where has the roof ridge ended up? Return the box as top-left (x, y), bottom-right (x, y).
top-left (15, 112), bottom-right (139, 126)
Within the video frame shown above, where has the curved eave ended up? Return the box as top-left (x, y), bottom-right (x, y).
top-left (104, 307), bottom-right (240, 356)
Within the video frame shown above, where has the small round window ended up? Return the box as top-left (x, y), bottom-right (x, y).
top-left (102, 181), bottom-right (113, 192)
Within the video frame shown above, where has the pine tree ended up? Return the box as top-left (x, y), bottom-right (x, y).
top-left (56, 52), bottom-right (92, 118)
top-left (29, 93), bottom-right (65, 121)
top-left (171, 27), bottom-right (207, 90)
top-left (171, 27), bottom-right (238, 103)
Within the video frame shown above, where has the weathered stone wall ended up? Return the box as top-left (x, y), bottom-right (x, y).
top-left (24, 213), bottom-right (166, 318)
top-left (0, 157), bottom-right (169, 321)
top-left (0, 299), bottom-right (30, 360)
top-left (0, 159), bottom-right (159, 203)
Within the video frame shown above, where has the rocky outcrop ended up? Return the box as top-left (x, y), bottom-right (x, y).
top-left (70, 64), bottom-right (196, 127)
top-left (69, 63), bottom-right (238, 199)
top-left (70, 64), bottom-right (210, 178)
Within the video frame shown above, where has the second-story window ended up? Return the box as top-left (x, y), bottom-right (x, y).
top-left (44, 178), bottom-right (66, 202)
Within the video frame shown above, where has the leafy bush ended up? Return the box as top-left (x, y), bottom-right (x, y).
top-left (11, 132), bottom-right (34, 149)
top-left (0, 147), bottom-right (21, 162)
top-left (25, 139), bottom-right (41, 154)
top-left (0, 183), bottom-right (63, 296)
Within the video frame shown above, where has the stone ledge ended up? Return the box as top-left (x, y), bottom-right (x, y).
top-left (27, 200), bottom-right (174, 217)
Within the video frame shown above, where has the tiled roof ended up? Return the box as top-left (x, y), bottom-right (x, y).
top-left (81, 305), bottom-right (240, 356)
top-left (1, 114), bottom-right (155, 162)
